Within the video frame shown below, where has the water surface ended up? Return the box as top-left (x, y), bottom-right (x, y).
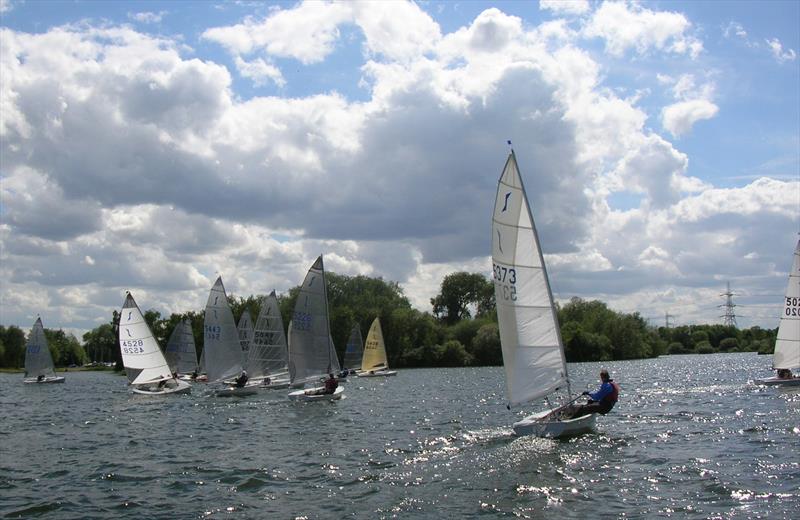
top-left (1, 354), bottom-right (798, 518)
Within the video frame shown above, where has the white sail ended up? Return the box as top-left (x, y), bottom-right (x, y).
top-left (24, 317), bottom-right (57, 379)
top-left (492, 151), bottom-right (568, 407)
top-left (288, 256), bottom-right (338, 384)
top-left (164, 319), bottom-right (198, 375)
top-left (247, 291), bottom-right (289, 378)
top-left (329, 334), bottom-right (341, 374)
top-left (361, 317), bottom-right (389, 372)
top-left (774, 240), bottom-right (800, 370)
top-left (118, 293), bottom-right (174, 385)
top-left (203, 277), bottom-right (244, 383)
top-left (237, 310), bottom-right (254, 366)
top-left (342, 323), bottom-right (364, 371)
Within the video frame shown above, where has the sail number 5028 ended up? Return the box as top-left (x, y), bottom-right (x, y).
top-left (493, 263), bottom-right (517, 301)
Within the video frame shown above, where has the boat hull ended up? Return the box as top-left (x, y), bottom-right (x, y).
top-left (131, 379), bottom-right (191, 395)
top-left (513, 409), bottom-right (596, 438)
top-left (755, 376), bottom-right (800, 387)
top-left (357, 370), bottom-right (397, 378)
top-left (23, 376), bottom-right (66, 384)
top-left (215, 385), bottom-right (259, 397)
top-left (288, 385), bottom-right (344, 402)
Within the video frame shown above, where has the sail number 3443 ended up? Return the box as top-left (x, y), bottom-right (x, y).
top-left (493, 263), bottom-right (517, 301)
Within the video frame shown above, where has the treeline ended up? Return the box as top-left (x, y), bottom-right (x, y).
top-left (0, 271), bottom-right (779, 370)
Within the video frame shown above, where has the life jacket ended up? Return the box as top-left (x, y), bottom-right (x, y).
top-left (604, 380), bottom-right (620, 403)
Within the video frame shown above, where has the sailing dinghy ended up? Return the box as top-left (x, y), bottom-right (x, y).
top-left (204, 277), bottom-right (257, 397)
top-left (23, 317), bottom-right (65, 384)
top-left (358, 317), bottom-right (397, 377)
top-left (756, 239), bottom-right (800, 386)
top-left (492, 150), bottom-right (594, 438)
top-left (164, 319), bottom-right (199, 380)
top-left (287, 255), bottom-right (344, 401)
top-left (246, 291), bottom-right (291, 389)
top-left (340, 323), bottom-right (364, 376)
top-left (118, 293), bottom-right (190, 395)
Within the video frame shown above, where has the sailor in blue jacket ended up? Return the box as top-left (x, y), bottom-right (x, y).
top-left (564, 369), bottom-right (620, 419)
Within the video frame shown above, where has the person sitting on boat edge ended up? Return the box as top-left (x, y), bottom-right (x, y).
top-left (564, 369), bottom-right (620, 419)
top-left (323, 373), bottom-right (338, 394)
top-left (234, 370), bottom-right (248, 388)
top-left (777, 368), bottom-right (793, 379)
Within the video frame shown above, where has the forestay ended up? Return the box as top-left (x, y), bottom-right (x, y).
top-left (203, 277), bottom-right (244, 383)
top-left (247, 291), bottom-right (289, 379)
top-left (492, 151), bottom-right (568, 407)
top-left (774, 240), bottom-right (800, 370)
top-left (164, 319), bottom-right (198, 375)
top-left (361, 318), bottom-right (389, 372)
top-left (24, 317), bottom-right (57, 379)
top-left (288, 256), bottom-right (337, 385)
top-left (119, 293), bottom-right (174, 385)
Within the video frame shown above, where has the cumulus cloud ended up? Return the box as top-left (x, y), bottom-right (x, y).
top-left (659, 74), bottom-right (719, 137)
top-left (583, 1), bottom-right (702, 58)
top-left (0, 3), bottom-right (796, 334)
top-left (128, 11), bottom-right (167, 24)
top-left (0, 0), bottom-right (13, 14)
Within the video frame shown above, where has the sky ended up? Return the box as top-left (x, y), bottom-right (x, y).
top-left (1, 0), bottom-right (798, 340)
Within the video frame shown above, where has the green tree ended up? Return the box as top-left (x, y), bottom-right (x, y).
top-left (471, 323), bottom-right (502, 365)
top-left (0, 325), bottom-right (26, 368)
top-left (431, 272), bottom-right (494, 325)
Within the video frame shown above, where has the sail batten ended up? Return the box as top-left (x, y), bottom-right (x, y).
top-left (492, 151), bottom-right (568, 407)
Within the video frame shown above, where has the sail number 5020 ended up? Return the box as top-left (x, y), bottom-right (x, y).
top-left (786, 297), bottom-right (800, 316)
top-left (493, 263), bottom-right (517, 301)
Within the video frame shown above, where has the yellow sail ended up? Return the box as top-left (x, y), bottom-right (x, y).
top-left (361, 317), bottom-right (388, 372)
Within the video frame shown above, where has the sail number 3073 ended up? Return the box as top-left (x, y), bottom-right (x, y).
top-left (493, 263), bottom-right (517, 301)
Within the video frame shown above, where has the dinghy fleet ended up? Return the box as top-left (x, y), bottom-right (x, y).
top-left (20, 150), bottom-right (800, 438)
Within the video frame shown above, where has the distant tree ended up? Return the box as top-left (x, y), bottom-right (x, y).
top-left (431, 272), bottom-right (494, 325)
top-left (471, 323), bottom-right (502, 366)
top-left (82, 323), bottom-right (117, 364)
top-left (0, 325), bottom-right (26, 368)
top-left (718, 337), bottom-right (740, 352)
top-left (437, 340), bottom-right (473, 367)
top-left (695, 341), bottom-right (713, 354)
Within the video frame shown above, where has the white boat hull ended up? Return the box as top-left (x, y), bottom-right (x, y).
top-left (288, 385), bottom-right (344, 402)
top-left (357, 370), bottom-right (397, 378)
top-left (755, 376), bottom-right (800, 387)
top-left (215, 385), bottom-right (259, 397)
top-left (23, 376), bottom-right (66, 384)
top-left (513, 409), bottom-right (596, 438)
top-left (131, 379), bottom-right (191, 396)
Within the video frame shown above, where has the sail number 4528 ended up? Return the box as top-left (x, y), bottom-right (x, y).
top-left (493, 263), bottom-right (517, 301)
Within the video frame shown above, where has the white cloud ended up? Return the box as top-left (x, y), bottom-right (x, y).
top-left (234, 56), bottom-right (285, 87)
top-left (0, 0), bottom-right (13, 14)
top-left (539, 0), bottom-right (590, 16)
top-left (659, 74), bottom-right (719, 137)
top-left (766, 37), bottom-right (797, 63)
top-left (583, 1), bottom-right (702, 58)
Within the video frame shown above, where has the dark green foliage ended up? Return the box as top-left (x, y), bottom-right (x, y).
top-left (0, 325), bottom-right (26, 368)
top-left (471, 323), bottom-right (503, 366)
top-left (431, 272), bottom-right (494, 325)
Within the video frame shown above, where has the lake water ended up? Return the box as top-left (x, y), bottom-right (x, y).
top-left (1, 353), bottom-right (798, 519)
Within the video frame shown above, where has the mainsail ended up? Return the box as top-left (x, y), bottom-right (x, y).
top-left (361, 317), bottom-right (389, 372)
top-left (164, 319), bottom-right (198, 375)
top-left (237, 310), bottom-right (254, 366)
top-left (342, 323), bottom-right (364, 371)
top-left (119, 293), bottom-right (174, 385)
top-left (492, 151), bottom-right (568, 407)
top-left (246, 291), bottom-right (289, 379)
top-left (288, 256), bottom-right (337, 384)
top-left (24, 317), bottom-right (57, 379)
top-left (774, 240), bottom-right (800, 370)
top-left (203, 277), bottom-right (244, 383)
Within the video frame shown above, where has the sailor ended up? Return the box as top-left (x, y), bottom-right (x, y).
top-left (234, 370), bottom-right (249, 388)
top-left (323, 373), bottom-right (338, 394)
top-left (565, 369), bottom-right (620, 419)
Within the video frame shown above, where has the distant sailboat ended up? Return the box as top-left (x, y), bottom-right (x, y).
top-left (756, 239), bottom-right (800, 386)
top-left (492, 150), bottom-right (594, 438)
top-left (204, 277), bottom-right (257, 397)
top-left (23, 317), bottom-right (65, 384)
top-left (237, 309), bottom-right (254, 367)
top-left (246, 291), bottom-right (290, 389)
top-left (118, 293), bottom-right (190, 395)
top-left (287, 255), bottom-right (344, 401)
top-left (164, 319), bottom-right (199, 378)
top-left (340, 323), bottom-right (364, 376)
top-left (358, 317), bottom-right (397, 377)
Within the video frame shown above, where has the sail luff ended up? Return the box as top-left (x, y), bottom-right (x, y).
top-left (774, 239), bottom-right (800, 370)
top-left (493, 150), bottom-right (568, 407)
